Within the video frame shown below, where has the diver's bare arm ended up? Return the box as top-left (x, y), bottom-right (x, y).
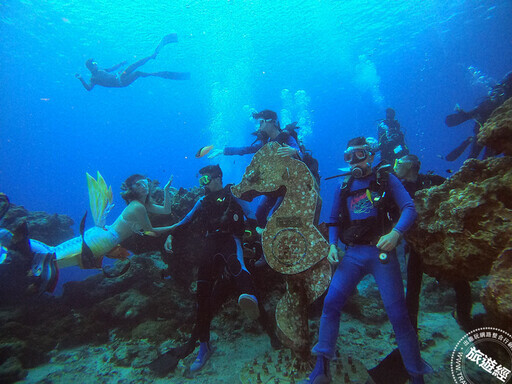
top-left (147, 177), bottom-right (173, 215)
top-left (136, 204), bottom-right (174, 234)
top-left (105, 61), bottom-right (127, 72)
top-left (77, 75), bottom-right (94, 91)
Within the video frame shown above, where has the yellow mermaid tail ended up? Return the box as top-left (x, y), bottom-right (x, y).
top-left (86, 171), bottom-right (114, 228)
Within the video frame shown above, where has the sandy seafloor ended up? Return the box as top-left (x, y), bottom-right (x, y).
top-left (17, 279), bottom-right (481, 383)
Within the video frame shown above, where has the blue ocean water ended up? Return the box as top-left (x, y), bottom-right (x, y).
top-left (1, 1), bottom-right (511, 287)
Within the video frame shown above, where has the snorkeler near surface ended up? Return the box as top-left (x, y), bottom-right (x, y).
top-left (300, 137), bottom-right (432, 384)
top-left (75, 33), bottom-right (190, 91)
top-left (0, 173), bottom-right (175, 294)
top-left (444, 70), bottom-right (512, 161)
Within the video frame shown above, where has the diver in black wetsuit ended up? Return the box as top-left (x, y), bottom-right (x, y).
top-left (394, 155), bottom-right (473, 331)
top-left (445, 71), bottom-right (512, 161)
top-left (377, 108), bottom-right (409, 165)
top-left (163, 165), bottom-right (277, 373)
top-left (75, 34), bottom-right (190, 91)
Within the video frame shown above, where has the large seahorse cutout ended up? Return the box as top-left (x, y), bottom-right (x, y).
top-left (232, 142), bottom-right (331, 355)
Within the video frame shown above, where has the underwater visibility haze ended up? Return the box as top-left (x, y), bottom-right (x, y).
top-left (0, 0), bottom-right (512, 383)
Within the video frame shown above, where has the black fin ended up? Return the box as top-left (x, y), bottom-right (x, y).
top-left (79, 211), bottom-right (97, 269)
top-left (79, 211), bottom-right (87, 236)
top-left (368, 348), bottom-right (409, 384)
top-left (445, 111), bottom-right (471, 127)
top-left (445, 137), bottom-right (473, 161)
top-left (148, 326), bottom-right (198, 377)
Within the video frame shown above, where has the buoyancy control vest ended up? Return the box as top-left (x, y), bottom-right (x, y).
top-left (201, 184), bottom-right (245, 238)
top-left (338, 164), bottom-right (397, 246)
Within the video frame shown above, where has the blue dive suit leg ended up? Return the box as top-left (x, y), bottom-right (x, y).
top-left (313, 254), bottom-right (365, 359)
top-left (370, 248), bottom-right (431, 378)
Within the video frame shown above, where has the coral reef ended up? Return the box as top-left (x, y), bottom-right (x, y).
top-left (407, 156), bottom-right (512, 282)
top-left (1, 204), bottom-right (74, 246)
top-left (239, 349), bottom-right (371, 384)
top-left (478, 96), bottom-right (512, 156)
top-left (482, 248), bottom-right (512, 330)
top-left (407, 155), bottom-right (512, 329)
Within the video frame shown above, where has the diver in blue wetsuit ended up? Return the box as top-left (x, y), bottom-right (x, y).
top-left (300, 137), bottom-right (431, 384)
top-left (75, 34), bottom-right (190, 91)
top-left (164, 165), bottom-right (265, 373)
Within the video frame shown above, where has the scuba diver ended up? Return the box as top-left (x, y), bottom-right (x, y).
top-left (0, 174), bottom-right (175, 295)
top-left (208, 111), bottom-right (304, 216)
top-left (75, 34), bottom-right (190, 91)
top-left (299, 137), bottom-right (431, 384)
top-left (394, 154), bottom-right (473, 332)
top-left (208, 109), bottom-right (305, 266)
top-left (377, 108), bottom-right (409, 165)
top-left (162, 165), bottom-right (277, 373)
top-left (444, 70), bottom-right (512, 161)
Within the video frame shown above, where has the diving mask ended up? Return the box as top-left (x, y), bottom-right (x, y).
top-left (393, 158), bottom-right (413, 174)
top-left (199, 174), bottom-right (212, 186)
top-left (344, 146), bottom-right (370, 164)
top-left (259, 118), bottom-right (275, 125)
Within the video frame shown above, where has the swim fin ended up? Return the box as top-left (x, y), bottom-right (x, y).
top-left (154, 33), bottom-right (179, 56)
top-left (368, 348), bottom-right (409, 384)
top-left (86, 171), bottom-right (114, 228)
top-left (445, 137), bottom-right (473, 161)
top-left (445, 111), bottom-right (472, 127)
top-left (148, 326), bottom-right (198, 377)
top-left (79, 211), bottom-right (102, 269)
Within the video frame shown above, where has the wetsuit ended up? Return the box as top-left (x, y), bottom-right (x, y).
top-left (400, 174), bottom-right (472, 331)
top-left (224, 133), bottom-right (303, 226)
top-left (172, 185), bottom-right (257, 343)
top-left (314, 172), bottom-right (430, 379)
top-left (378, 119), bottom-right (409, 165)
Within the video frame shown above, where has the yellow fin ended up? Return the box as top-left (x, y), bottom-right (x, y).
top-left (86, 171), bottom-right (114, 227)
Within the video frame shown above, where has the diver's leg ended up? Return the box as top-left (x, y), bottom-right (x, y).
top-left (122, 56), bottom-right (154, 76)
top-left (150, 71), bottom-right (191, 80)
top-left (468, 136), bottom-right (484, 159)
top-left (119, 71), bottom-right (150, 87)
top-left (195, 260), bottom-right (214, 344)
top-left (482, 146), bottom-right (497, 159)
top-left (372, 251), bottom-right (431, 382)
top-left (405, 247), bottom-right (422, 331)
top-left (302, 253), bottom-right (364, 383)
top-left (191, 260), bottom-right (214, 372)
top-left (219, 236), bottom-right (260, 320)
top-left (453, 280), bottom-right (473, 330)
